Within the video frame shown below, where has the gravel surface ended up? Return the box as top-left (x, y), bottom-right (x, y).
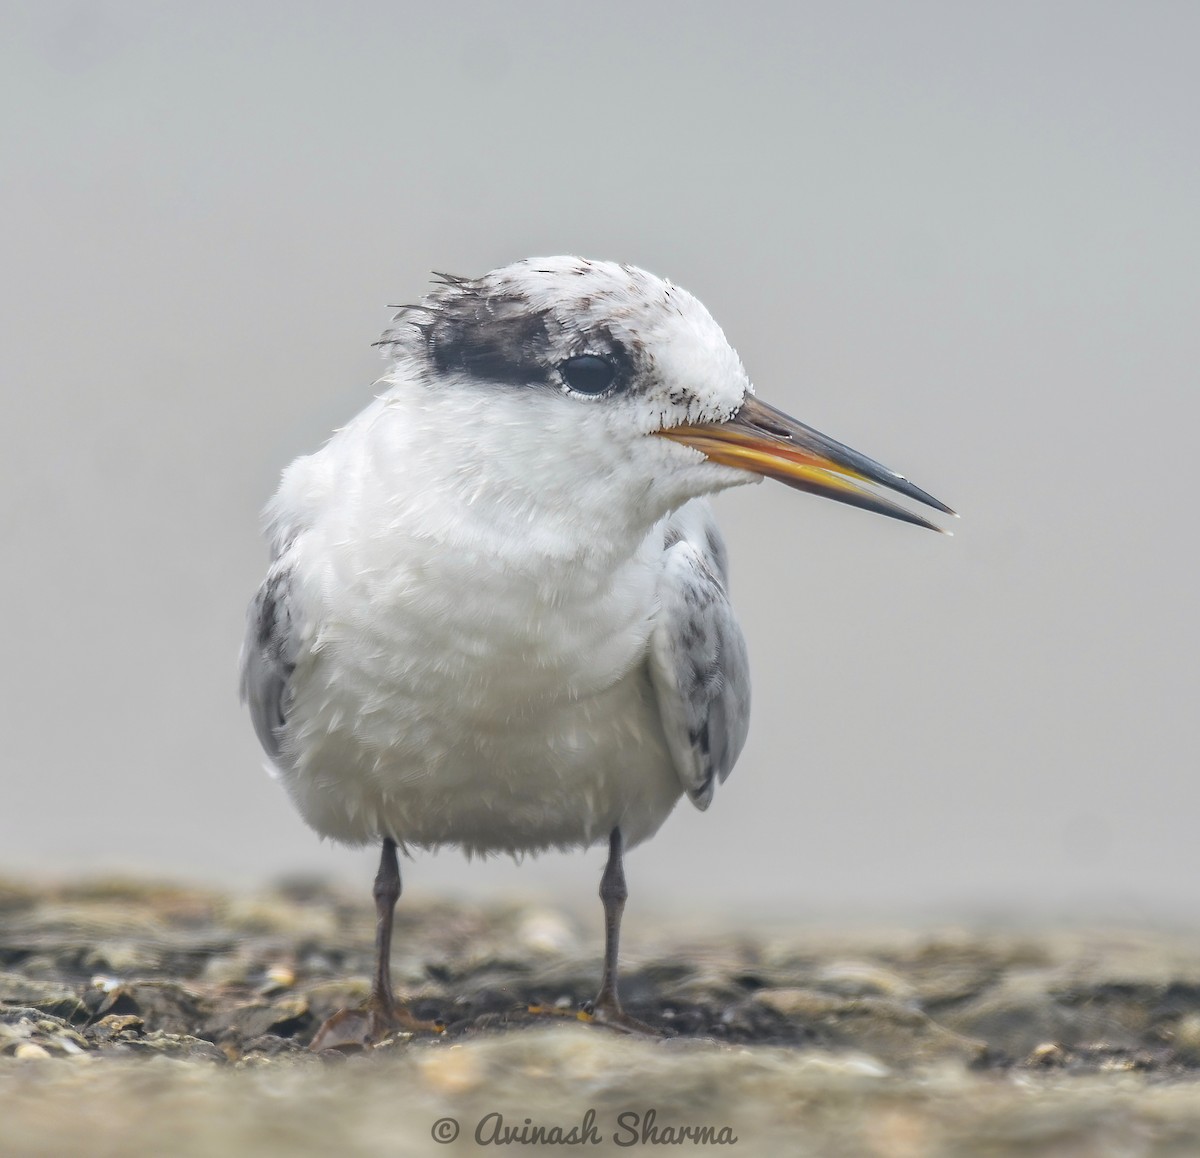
top-left (4, 877), bottom-right (1200, 1156)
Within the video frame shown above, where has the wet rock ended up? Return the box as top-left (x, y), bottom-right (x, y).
top-left (203, 997), bottom-right (311, 1041)
top-left (0, 973), bottom-right (85, 1020)
top-left (0, 876), bottom-right (1199, 1078)
top-left (241, 1033), bottom-right (306, 1057)
top-left (81, 980), bottom-right (207, 1035)
top-left (90, 1014), bottom-right (144, 1043)
top-left (940, 974), bottom-right (1142, 1058)
top-left (122, 1031), bottom-right (227, 1062)
top-left (0, 1009), bottom-right (90, 1057)
top-left (815, 959), bottom-right (917, 1001)
top-left (752, 987), bottom-right (985, 1067)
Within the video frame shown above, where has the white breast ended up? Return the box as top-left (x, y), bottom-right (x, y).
top-left (268, 386), bottom-right (688, 854)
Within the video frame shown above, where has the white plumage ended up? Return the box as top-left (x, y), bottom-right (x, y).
top-left (240, 256), bottom-right (949, 1044)
top-left (243, 258), bottom-right (755, 856)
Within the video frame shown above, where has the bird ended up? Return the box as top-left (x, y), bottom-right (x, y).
top-left (240, 256), bottom-right (952, 1048)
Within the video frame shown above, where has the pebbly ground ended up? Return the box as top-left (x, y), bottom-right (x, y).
top-left (4, 878), bottom-right (1200, 1156)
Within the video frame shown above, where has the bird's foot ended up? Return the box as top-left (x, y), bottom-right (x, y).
top-left (526, 998), bottom-right (661, 1036)
top-left (579, 995), bottom-right (663, 1037)
top-left (309, 1001), bottom-right (445, 1052)
top-left (527, 990), bottom-right (663, 1037)
top-left (576, 993), bottom-right (662, 1041)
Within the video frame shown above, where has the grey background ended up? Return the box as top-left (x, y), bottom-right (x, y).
top-left (2, 1), bottom-right (1196, 920)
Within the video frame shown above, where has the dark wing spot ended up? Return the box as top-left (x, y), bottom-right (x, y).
top-left (256, 571), bottom-right (296, 679)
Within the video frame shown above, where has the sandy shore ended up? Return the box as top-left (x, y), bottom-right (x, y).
top-left (4, 877), bottom-right (1200, 1156)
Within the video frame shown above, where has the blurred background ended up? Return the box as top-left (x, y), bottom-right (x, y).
top-left (2, 1), bottom-right (1196, 923)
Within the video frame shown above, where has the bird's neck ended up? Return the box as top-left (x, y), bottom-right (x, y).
top-left (342, 387), bottom-right (677, 582)
top-left (297, 395), bottom-right (667, 692)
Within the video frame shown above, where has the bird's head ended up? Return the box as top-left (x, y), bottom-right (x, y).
top-left (378, 257), bottom-right (952, 533)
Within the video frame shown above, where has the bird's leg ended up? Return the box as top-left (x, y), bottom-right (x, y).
top-left (309, 838), bottom-right (443, 1050)
top-left (369, 835), bottom-right (402, 1014)
top-left (580, 827), bottom-right (660, 1036)
top-left (593, 827), bottom-right (628, 1013)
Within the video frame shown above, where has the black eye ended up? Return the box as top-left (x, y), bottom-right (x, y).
top-left (559, 354), bottom-right (616, 396)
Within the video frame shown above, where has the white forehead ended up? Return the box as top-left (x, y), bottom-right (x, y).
top-left (491, 256), bottom-right (751, 410)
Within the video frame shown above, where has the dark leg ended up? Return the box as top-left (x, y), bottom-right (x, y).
top-left (369, 837), bottom-right (402, 1013)
top-left (584, 828), bottom-right (660, 1035)
top-left (309, 838), bottom-right (442, 1050)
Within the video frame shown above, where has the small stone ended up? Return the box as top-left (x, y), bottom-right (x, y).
top-left (753, 987), bottom-right (842, 1019)
top-left (261, 963), bottom-right (297, 993)
top-left (1173, 1013), bottom-right (1200, 1063)
top-left (242, 1033), bottom-right (303, 1057)
top-left (14, 1042), bottom-right (51, 1060)
top-left (91, 1014), bottom-right (145, 1042)
top-left (1026, 1041), bottom-right (1067, 1067)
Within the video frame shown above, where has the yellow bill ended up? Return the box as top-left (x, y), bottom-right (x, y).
top-left (659, 395), bottom-right (955, 532)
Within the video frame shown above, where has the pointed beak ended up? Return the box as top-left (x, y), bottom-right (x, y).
top-left (658, 395), bottom-right (955, 532)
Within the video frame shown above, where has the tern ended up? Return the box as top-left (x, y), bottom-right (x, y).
top-left (240, 256), bottom-right (952, 1047)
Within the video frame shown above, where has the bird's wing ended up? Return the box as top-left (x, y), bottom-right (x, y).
top-left (647, 502), bottom-right (751, 811)
top-left (239, 561), bottom-right (300, 763)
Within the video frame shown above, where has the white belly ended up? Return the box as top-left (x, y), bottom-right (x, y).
top-left (273, 524), bottom-right (685, 854)
top-left (279, 665), bottom-right (683, 854)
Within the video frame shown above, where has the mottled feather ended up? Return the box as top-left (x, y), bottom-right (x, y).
top-left (240, 562), bottom-right (298, 762)
top-left (648, 503), bottom-right (751, 810)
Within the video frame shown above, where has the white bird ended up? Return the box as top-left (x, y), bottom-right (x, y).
top-left (241, 256), bottom-right (952, 1047)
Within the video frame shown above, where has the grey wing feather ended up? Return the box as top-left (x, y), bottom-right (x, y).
top-left (647, 502), bottom-right (751, 810)
top-left (239, 563), bottom-right (299, 763)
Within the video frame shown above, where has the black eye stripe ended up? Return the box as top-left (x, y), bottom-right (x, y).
top-left (427, 296), bottom-right (554, 387)
top-left (559, 355), bottom-right (617, 396)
